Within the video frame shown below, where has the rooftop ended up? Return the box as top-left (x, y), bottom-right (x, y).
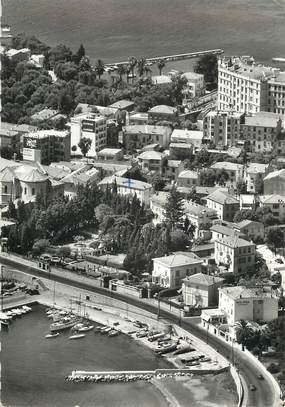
top-left (153, 253), bottom-right (202, 268)
top-left (216, 235), bottom-right (255, 248)
top-left (123, 124), bottom-right (170, 135)
top-left (244, 111), bottom-right (281, 128)
top-left (31, 108), bottom-right (59, 121)
top-left (206, 190), bottom-right (239, 205)
top-left (14, 165), bottom-right (49, 183)
top-left (220, 57), bottom-right (278, 81)
top-left (182, 71), bottom-right (204, 81)
top-left (211, 161), bottom-right (243, 172)
top-left (210, 224), bottom-right (237, 236)
top-left (246, 162), bottom-right (269, 174)
top-left (108, 100), bottom-right (134, 110)
top-left (99, 176), bottom-right (152, 191)
top-left (138, 151), bottom-right (164, 160)
top-left (171, 129), bottom-right (203, 141)
top-left (148, 105), bottom-right (177, 114)
top-left (235, 219), bottom-right (263, 229)
top-left (152, 75), bottom-right (172, 85)
top-left (167, 160), bottom-right (182, 168)
top-left (150, 191), bottom-right (168, 206)
top-left (220, 285), bottom-right (276, 300)
top-left (263, 169), bottom-right (285, 181)
top-left (178, 170), bottom-right (199, 179)
top-left (25, 130), bottom-right (69, 139)
top-left (98, 148), bottom-right (123, 156)
top-left (183, 272), bottom-right (224, 287)
top-left (259, 194), bottom-right (285, 204)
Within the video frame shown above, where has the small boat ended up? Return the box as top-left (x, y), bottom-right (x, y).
top-left (94, 326), bottom-right (102, 333)
top-left (1, 321), bottom-right (9, 326)
top-left (101, 326), bottom-right (112, 334)
top-left (68, 334), bottom-right (86, 340)
top-left (12, 308), bottom-right (24, 316)
top-left (155, 342), bottom-right (177, 355)
top-left (22, 306), bottom-right (32, 312)
top-left (71, 323), bottom-right (85, 331)
top-left (108, 329), bottom-right (119, 337)
top-left (50, 317), bottom-right (80, 333)
top-left (173, 346), bottom-right (195, 356)
top-left (45, 333), bottom-right (60, 339)
top-left (6, 311), bottom-right (16, 318)
top-left (78, 325), bottom-right (94, 333)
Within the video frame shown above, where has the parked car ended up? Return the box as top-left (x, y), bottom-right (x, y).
top-left (276, 258), bottom-right (284, 264)
top-left (257, 374), bottom-right (264, 380)
top-left (250, 384), bottom-right (256, 391)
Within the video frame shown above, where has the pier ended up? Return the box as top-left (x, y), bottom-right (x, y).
top-left (105, 48), bottom-right (224, 67)
top-left (67, 366), bottom-right (229, 383)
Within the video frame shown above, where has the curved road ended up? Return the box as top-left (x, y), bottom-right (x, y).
top-left (0, 256), bottom-right (279, 407)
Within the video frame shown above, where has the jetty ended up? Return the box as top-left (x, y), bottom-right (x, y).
top-left (67, 366), bottom-right (229, 383)
top-left (105, 48), bottom-right (224, 67)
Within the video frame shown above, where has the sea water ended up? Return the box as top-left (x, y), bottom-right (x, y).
top-left (1, 304), bottom-right (171, 407)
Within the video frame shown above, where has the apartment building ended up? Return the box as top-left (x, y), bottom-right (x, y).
top-left (69, 113), bottom-right (107, 157)
top-left (203, 110), bottom-right (245, 147)
top-left (22, 130), bottom-right (71, 165)
top-left (122, 125), bottom-right (172, 150)
top-left (241, 112), bottom-right (282, 153)
top-left (218, 286), bottom-right (278, 326)
top-left (215, 235), bottom-right (256, 274)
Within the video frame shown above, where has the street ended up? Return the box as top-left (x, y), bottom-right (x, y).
top-left (0, 254), bottom-right (279, 407)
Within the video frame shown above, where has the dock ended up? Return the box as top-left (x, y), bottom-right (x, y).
top-left (105, 48), bottom-right (224, 67)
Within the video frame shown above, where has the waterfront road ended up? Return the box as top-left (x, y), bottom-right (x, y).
top-left (0, 256), bottom-right (279, 407)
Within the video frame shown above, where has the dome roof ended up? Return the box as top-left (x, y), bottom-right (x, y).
top-left (0, 167), bottom-right (15, 182)
top-left (14, 165), bottom-right (48, 183)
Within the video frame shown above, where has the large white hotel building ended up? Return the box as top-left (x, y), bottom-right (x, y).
top-left (218, 56), bottom-right (285, 115)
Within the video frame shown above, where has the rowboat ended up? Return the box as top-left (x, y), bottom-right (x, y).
top-left (68, 334), bottom-right (86, 340)
top-left (45, 333), bottom-right (60, 339)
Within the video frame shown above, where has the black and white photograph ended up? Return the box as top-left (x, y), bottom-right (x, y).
top-left (0, 1), bottom-right (285, 406)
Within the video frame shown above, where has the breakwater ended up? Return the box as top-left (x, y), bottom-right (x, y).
top-left (67, 369), bottom-right (193, 383)
top-left (105, 48), bottom-right (224, 67)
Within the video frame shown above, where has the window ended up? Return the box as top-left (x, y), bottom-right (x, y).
top-left (24, 187), bottom-right (27, 195)
top-left (32, 188), bottom-right (35, 195)
top-left (4, 185), bottom-right (7, 194)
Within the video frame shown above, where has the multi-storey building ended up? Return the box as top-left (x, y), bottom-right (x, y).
top-left (98, 175), bottom-right (152, 205)
top-left (69, 113), bottom-right (107, 157)
top-left (152, 253), bottom-right (203, 289)
top-left (122, 125), bottom-right (172, 151)
top-left (203, 110), bottom-right (245, 147)
top-left (263, 169), bottom-right (285, 195)
top-left (218, 57), bottom-right (277, 113)
top-left (218, 56), bottom-right (285, 115)
top-left (22, 130), bottom-right (71, 165)
top-left (215, 235), bottom-right (256, 274)
top-left (241, 111), bottom-right (282, 153)
top-left (182, 273), bottom-right (224, 308)
top-left (182, 71), bottom-right (205, 102)
top-left (218, 286), bottom-right (278, 326)
top-left (244, 162), bottom-right (270, 193)
top-left (206, 190), bottom-right (240, 222)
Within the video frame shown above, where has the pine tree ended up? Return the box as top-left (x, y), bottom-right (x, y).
top-left (164, 186), bottom-right (185, 228)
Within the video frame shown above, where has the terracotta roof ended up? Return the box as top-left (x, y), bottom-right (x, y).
top-left (154, 253), bottom-right (202, 268)
top-left (183, 273), bottom-right (224, 286)
top-left (14, 166), bottom-right (48, 183)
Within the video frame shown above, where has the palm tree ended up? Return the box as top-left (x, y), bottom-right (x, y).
top-left (117, 64), bottom-right (127, 82)
top-left (157, 59), bottom-right (165, 75)
top-left (95, 59), bottom-right (105, 79)
top-left (128, 56), bottom-right (137, 76)
top-left (137, 57), bottom-right (147, 77)
top-left (235, 320), bottom-right (253, 351)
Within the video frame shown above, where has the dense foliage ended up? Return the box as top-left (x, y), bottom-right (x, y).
top-left (2, 33), bottom-right (189, 125)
